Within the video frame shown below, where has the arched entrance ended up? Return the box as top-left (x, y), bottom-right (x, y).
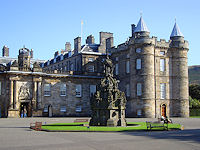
top-left (161, 104), bottom-right (167, 117)
top-left (20, 101), bottom-right (32, 117)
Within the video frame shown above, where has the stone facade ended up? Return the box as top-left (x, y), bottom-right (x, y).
top-left (0, 17), bottom-right (189, 118)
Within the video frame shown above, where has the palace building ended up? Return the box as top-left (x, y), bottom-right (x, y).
top-left (0, 16), bottom-right (189, 118)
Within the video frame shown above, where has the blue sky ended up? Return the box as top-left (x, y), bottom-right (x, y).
top-left (0, 0), bottom-right (199, 66)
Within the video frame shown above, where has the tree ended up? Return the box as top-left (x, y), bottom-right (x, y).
top-left (189, 96), bottom-right (200, 109)
top-left (189, 84), bottom-right (200, 100)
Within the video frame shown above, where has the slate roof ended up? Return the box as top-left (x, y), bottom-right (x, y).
top-left (170, 22), bottom-right (184, 37)
top-left (134, 16), bottom-right (149, 33)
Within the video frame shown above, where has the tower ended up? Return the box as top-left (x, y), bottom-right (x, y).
top-left (18, 47), bottom-right (31, 71)
top-left (169, 22), bottom-right (189, 117)
top-left (131, 16), bottom-right (155, 117)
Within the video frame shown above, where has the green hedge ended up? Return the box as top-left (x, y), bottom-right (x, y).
top-left (190, 109), bottom-right (200, 116)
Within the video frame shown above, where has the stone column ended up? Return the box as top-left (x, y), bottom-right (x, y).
top-left (10, 80), bottom-right (14, 109)
top-left (32, 81), bottom-right (37, 110)
top-left (13, 81), bottom-right (17, 109)
top-left (37, 82), bottom-right (42, 109)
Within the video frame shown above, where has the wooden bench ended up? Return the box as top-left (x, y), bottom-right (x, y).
top-left (74, 119), bottom-right (89, 123)
top-left (146, 121), bottom-right (168, 131)
top-left (30, 122), bottom-right (42, 131)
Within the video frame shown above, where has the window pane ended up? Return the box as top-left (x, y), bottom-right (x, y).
top-left (76, 106), bottom-right (82, 112)
top-left (60, 106), bottom-right (66, 112)
top-left (115, 63), bottom-right (119, 75)
top-left (90, 85), bottom-right (96, 97)
top-left (160, 83), bottom-right (166, 99)
top-left (88, 65), bottom-right (94, 72)
top-left (137, 83), bottom-right (142, 96)
top-left (76, 84), bottom-right (82, 97)
top-left (136, 48), bottom-right (141, 53)
top-left (126, 84), bottom-right (130, 97)
top-left (60, 84), bottom-right (66, 96)
top-left (126, 60), bottom-right (130, 73)
top-left (160, 59), bottom-right (165, 72)
top-left (44, 84), bottom-right (51, 96)
top-left (136, 59), bottom-right (141, 70)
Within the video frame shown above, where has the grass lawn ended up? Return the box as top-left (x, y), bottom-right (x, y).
top-left (41, 122), bottom-right (181, 132)
top-left (190, 116), bottom-right (200, 118)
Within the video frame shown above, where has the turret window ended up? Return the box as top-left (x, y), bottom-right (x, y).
top-left (160, 59), bottom-right (165, 72)
top-left (160, 83), bottom-right (166, 99)
top-left (115, 63), bottom-right (119, 75)
top-left (137, 83), bottom-right (142, 96)
top-left (126, 60), bottom-right (130, 73)
top-left (88, 65), bottom-right (94, 72)
top-left (126, 84), bottom-right (130, 97)
top-left (136, 59), bottom-right (141, 70)
top-left (136, 48), bottom-right (141, 53)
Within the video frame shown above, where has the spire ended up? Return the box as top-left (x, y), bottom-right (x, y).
top-left (170, 21), bottom-right (184, 38)
top-left (134, 16), bottom-right (149, 33)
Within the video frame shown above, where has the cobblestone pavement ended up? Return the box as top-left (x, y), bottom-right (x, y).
top-left (0, 117), bottom-right (199, 150)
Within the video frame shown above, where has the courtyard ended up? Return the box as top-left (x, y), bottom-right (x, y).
top-left (0, 117), bottom-right (199, 150)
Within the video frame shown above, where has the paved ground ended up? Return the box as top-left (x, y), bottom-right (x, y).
top-left (0, 117), bottom-right (200, 150)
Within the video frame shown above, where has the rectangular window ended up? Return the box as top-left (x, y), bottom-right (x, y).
top-left (76, 106), bottom-right (82, 112)
top-left (160, 83), bottom-right (166, 99)
top-left (160, 51), bottom-right (165, 55)
top-left (43, 105), bottom-right (48, 112)
top-left (136, 59), bottom-right (141, 70)
top-left (90, 85), bottom-right (96, 97)
top-left (136, 48), bottom-right (141, 53)
top-left (126, 84), bottom-right (130, 97)
top-left (60, 84), bottom-right (66, 96)
top-left (44, 84), bottom-right (51, 96)
top-left (137, 83), bottom-right (142, 96)
top-left (116, 57), bottom-right (119, 61)
top-left (160, 59), bottom-right (165, 72)
top-left (115, 63), bottom-right (119, 75)
top-left (70, 63), bottom-right (74, 71)
top-left (126, 60), bottom-right (130, 73)
top-left (88, 65), bottom-right (94, 72)
top-left (0, 81), bottom-right (1, 96)
top-left (88, 57), bottom-right (94, 62)
top-left (76, 84), bottom-right (82, 97)
top-left (60, 106), bottom-right (66, 112)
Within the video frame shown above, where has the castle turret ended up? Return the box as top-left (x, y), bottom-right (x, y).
top-left (132, 16), bottom-right (155, 117)
top-left (169, 22), bottom-right (189, 117)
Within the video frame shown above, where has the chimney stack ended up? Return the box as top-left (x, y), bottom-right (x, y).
top-left (86, 35), bottom-right (95, 44)
top-left (2, 45), bottom-right (9, 57)
top-left (65, 42), bottom-right (71, 52)
top-left (74, 37), bottom-right (81, 54)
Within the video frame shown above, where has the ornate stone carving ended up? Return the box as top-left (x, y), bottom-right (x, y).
top-left (18, 83), bottom-right (31, 100)
top-left (89, 55), bottom-right (127, 126)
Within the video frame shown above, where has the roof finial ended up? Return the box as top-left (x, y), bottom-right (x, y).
top-left (140, 11), bottom-right (143, 17)
top-left (23, 45), bottom-right (25, 48)
top-left (175, 17), bottom-right (176, 23)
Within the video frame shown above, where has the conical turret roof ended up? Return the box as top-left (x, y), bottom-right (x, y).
top-left (170, 22), bottom-right (184, 38)
top-left (134, 16), bottom-right (149, 33)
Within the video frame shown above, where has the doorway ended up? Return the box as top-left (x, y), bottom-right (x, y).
top-left (20, 102), bottom-right (32, 117)
top-left (48, 105), bottom-right (53, 117)
top-left (161, 104), bottom-right (166, 117)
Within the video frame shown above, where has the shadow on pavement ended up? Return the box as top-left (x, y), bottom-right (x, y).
top-left (122, 129), bottom-right (200, 143)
